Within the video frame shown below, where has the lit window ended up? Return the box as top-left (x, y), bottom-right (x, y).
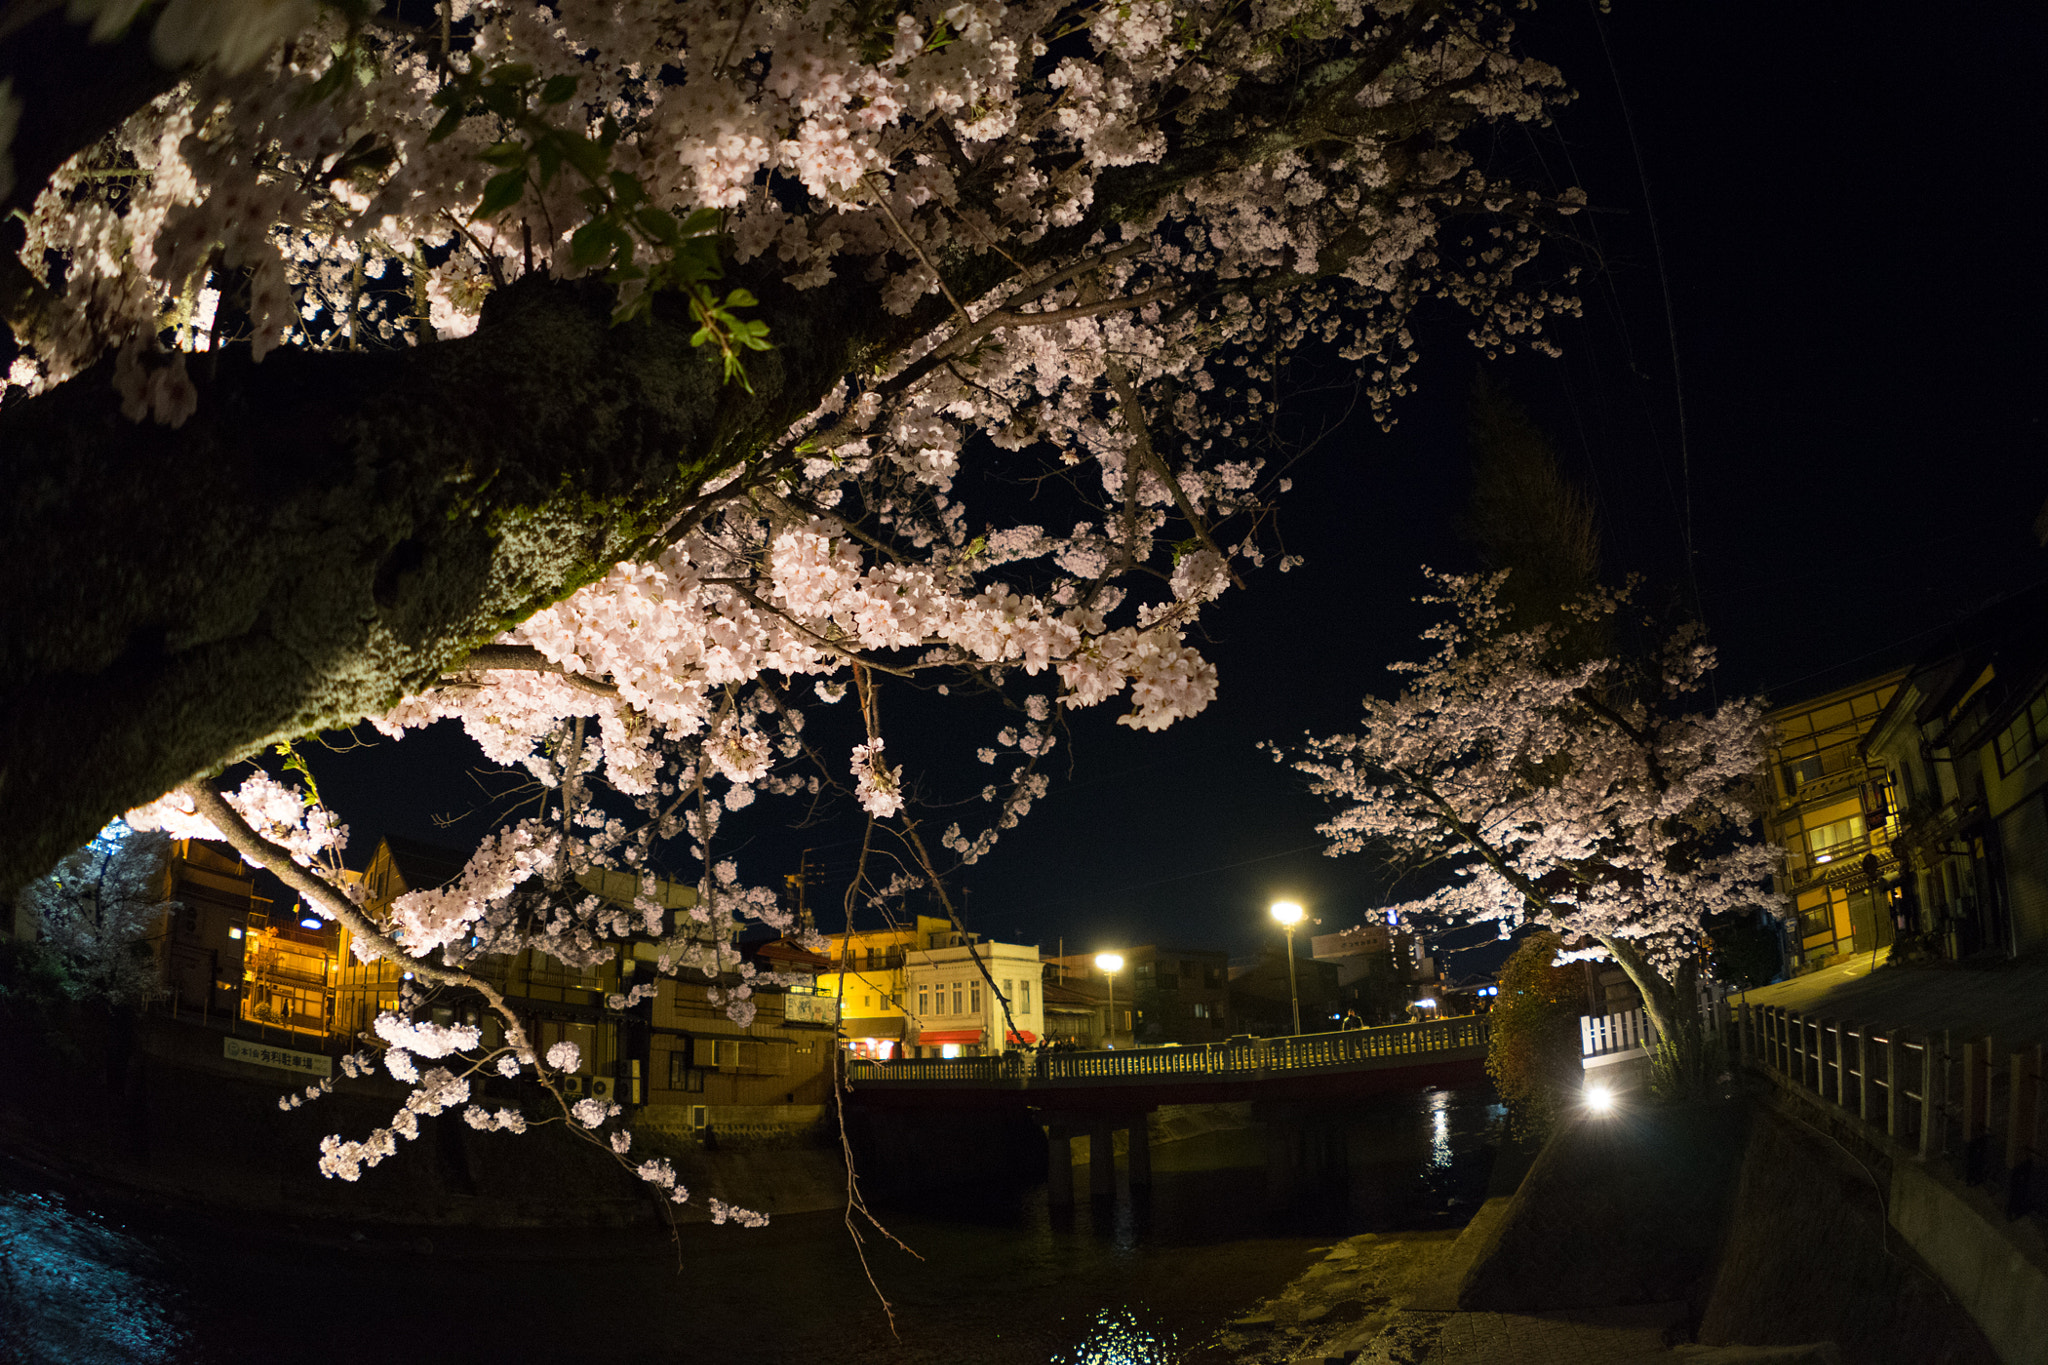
top-left (970, 982), bottom-right (982, 1015)
top-left (918, 987), bottom-right (929, 1015)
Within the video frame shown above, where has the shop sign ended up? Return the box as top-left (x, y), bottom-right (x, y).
top-left (224, 1037), bottom-right (334, 1078)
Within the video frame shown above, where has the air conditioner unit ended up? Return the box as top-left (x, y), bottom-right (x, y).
top-left (563, 1074), bottom-right (586, 1097)
top-left (589, 1076), bottom-right (616, 1103)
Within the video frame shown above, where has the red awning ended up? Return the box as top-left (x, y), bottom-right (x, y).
top-left (1004, 1030), bottom-right (1039, 1045)
top-left (917, 1029), bottom-right (985, 1046)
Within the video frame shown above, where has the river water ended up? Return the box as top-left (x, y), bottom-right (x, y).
top-left (0, 1086), bottom-right (1504, 1365)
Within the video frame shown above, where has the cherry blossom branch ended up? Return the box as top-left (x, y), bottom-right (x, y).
top-left (178, 782), bottom-right (539, 1068)
top-left (1104, 357), bottom-right (1247, 592)
top-left (443, 644), bottom-right (620, 698)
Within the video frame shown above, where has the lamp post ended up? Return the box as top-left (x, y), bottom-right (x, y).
top-left (1270, 901), bottom-right (1305, 1036)
top-left (1094, 952), bottom-right (1124, 1048)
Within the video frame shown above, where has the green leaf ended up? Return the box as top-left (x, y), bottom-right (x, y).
top-left (540, 73), bottom-right (580, 105)
top-left (633, 207), bottom-right (683, 247)
top-left (678, 207), bottom-right (721, 237)
top-left (599, 115), bottom-right (621, 149)
top-left (560, 133), bottom-right (609, 184)
top-left (480, 84), bottom-right (523, 119)
top-left (723, 287), bottom-right (758, 309)
top-left (477, 169), bottom-right (526, 218)
top-left (486, 62), bottom-right (538, 86)
top-left (570, 219), bottom-right (620, 269)
top-left (608, 170), bottom-right (644, 210)
top-left (479, 140), bottom-right (527, 169)
top-left (534, 138), bottom-right (563, 187)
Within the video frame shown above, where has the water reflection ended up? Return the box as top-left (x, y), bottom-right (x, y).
top-left (0, 1085), bottom-right (1504, 1364)
top-left (1428, 1088), bottom-right (1453, 1168)
top-left (1051, 1307), bottom-right (1176, 1365)
top-left (0, 1185), bottom-right (191, 1364)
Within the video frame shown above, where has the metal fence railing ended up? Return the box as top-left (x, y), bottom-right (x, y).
top-left (846, 1014), bottom-right (1491, 1087)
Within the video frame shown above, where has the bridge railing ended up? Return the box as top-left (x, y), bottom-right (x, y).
top-left (844, 1015), bottom-right (1491, 1086)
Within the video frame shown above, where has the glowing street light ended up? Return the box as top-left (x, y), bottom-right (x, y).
top-left (1270, 901), bottom-right (1305, 1036)
top-left (1585, 1082), bottom-right (1616, 1115)
top-left (1094, 952), bottom-right (1124, 1048)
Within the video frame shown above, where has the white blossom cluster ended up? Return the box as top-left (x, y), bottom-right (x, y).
top-left (317, 1065), bottom-right (471, 1181)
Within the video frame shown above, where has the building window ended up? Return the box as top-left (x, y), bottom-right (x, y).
top-left (1803, 814), bottom-right (1866, 863)
top-left (667, 1053), bottom-right (706, 1092)
top-left (919, 986), bottom-right (929, 1015)
top-left (1995, 689), bottom-right (2048, 774)
top-left (1781, 755), bottom-right (1824, 796)
top-left (1002, 977), bottom-right (1013, 1005)
top-left (952, 984), bottom-right (964, 1015)
top-left (970, 981), bottom-right (982, 1015)
top-left (1192, 1002), bottom-right (1212, 1019)
top-left (1021, 981), bottom-right (1031, 1013)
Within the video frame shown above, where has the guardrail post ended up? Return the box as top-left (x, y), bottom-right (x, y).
top-left (1919, 1032), bottom-right (1941, 1162)
top-left (2010, 1046), bottom-right (2041, 1218)
top-left (1962, 1037), bottom-right (1990, 1184)
top-left (1835, 1019), bottom-right (1851, 1105)
top-left (1885, 1030), bottom-right (1902, 1140)
top-left (1855, 1026), bottom-right (1872, 1121)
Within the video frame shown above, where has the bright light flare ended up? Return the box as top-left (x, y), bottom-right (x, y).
top-left (1269, 900), bottom-right (1304, 926)
top-left (1585, 1083), bottom-right (1616, 1114)
top-left (1094, 952), bottom-right (1124, 973)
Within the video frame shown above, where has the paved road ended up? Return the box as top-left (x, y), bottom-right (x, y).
top-left (1736, 946), bottom-right (2048, 1051)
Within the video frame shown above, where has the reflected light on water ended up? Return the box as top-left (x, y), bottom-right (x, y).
top-left (1051, 1307), bottom-right (1177, 1365)
top-left (0, 1186), bottom-right (189, 1364)
top-left (1428, 1089), bottom-right (1453, 1169)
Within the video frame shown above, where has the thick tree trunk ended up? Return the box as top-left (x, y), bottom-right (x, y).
top-left (0, 273), bottom-right (867, 894)
top-left (1598, 934), bottom-right (1717, 1100)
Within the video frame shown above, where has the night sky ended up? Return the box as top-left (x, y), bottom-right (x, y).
top-left (302, 2), bottom-right (2047, 977)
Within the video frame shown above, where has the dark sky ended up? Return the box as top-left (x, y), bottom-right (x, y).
top-left (304, 2), bottom-right (2047, 977)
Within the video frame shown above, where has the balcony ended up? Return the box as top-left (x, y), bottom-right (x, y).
top-left (1785, 832), bottom-right (1896, 887)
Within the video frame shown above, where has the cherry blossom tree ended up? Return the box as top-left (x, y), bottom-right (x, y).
top-left (0, 0), bottom-right (1592, 1189)
top-left (1291, 573), bottom-right (1782, 1096)
top-left (0, 0), bottom-right (1585, 894)
top-left (17, 819), bottom-right (173, 1004)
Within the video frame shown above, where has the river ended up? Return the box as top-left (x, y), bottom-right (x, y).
top-left (0, 1085), bottom-right (1505, 1365)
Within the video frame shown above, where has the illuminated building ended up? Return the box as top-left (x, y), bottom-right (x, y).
top-left (1762, 670), bottom-right (1908, 971)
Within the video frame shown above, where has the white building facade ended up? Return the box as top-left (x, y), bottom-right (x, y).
top-left (903, 931), bottom-right (1043, 1057)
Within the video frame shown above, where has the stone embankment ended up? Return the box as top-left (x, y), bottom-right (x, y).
top-left (1207, 1090), bottom-right (2015, 1365)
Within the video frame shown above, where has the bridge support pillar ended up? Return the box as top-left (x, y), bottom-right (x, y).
top-left (1127, 1116), bottom-right (1151, 1191)
top-left (1046, 1130), bottom-right (1074, 1208)
top-left (1089, 1125), bottom-right (1117, 1198)
top-left (1258, 1105), bottom-right (1349, 1208)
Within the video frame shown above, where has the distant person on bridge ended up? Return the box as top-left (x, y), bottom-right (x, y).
top-left (1342, 1009), bottom-right (1364, 1029)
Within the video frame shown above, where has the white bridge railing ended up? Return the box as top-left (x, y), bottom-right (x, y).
top-left (845, 1014), bottom-right (1490, 1087)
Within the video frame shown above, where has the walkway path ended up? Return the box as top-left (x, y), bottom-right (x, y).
top-left (1737, 947), bottom-right (2048, 1051)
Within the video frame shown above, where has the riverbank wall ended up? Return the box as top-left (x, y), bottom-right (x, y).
top-left (0, 1008), bottom-right (849, 1231)
top-left (1233, 1087), bottom-right (2032, 1365)
top-left (1450, 1090), bottom-right (2017, 1363)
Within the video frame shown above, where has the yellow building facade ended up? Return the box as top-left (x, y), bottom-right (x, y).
top-left (812, 914), bottom-right (949, 1058)
top-left (1763, 670), bottom-right (1907, 969)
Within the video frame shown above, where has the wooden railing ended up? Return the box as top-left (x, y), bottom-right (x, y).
top-left (1739, 1003), bottom-right (2043, 1217)
top-left (845, 1015), bottom-right (1490, 1087)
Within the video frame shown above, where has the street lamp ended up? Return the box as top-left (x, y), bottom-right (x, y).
top-left (1270, 901), bottom-right (1304, 1036)
top-left (1094, 952), bottom-right (1124, 1048)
